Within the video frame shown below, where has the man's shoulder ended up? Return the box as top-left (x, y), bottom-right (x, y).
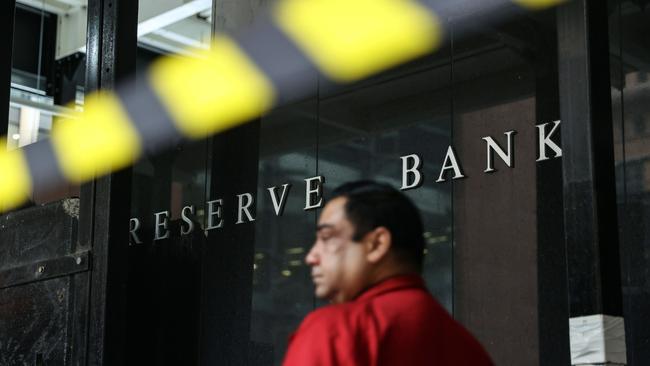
top-left (285, 304), bottom-right (378, 365)
top-left (297, 288), bottom-right (435, 335)
top-left (366, 284), bottom-right (444, 319)
top-left (296, 301), bottom-right (384, 340)
top-left (301, 304), bottom-right (341, 322)
top-left (288, 291), bottom-right (493, 365)
top-left (299, 303), bottom-right (356, 331)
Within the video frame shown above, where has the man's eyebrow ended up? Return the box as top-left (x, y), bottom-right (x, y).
top-left (316, 224), bottom-right (334, 231)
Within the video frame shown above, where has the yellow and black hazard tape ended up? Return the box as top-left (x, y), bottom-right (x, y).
top-left (0, 0), bottom-right (567, 212)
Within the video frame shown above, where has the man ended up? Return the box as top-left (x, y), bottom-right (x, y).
top-left (283, 181), bottom-right (493, 365)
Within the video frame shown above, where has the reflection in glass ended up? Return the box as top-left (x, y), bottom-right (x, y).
top-left (610, 2), bottom-right (650, 364)
top-left (125, 1), bottom-right (213, 364)
top-left (137, 0), bottom-right (212, 55)
top-left (8, 2), bottom-right (87, 203)
top-left (130, 0), bottom-right (213, 240)
top-left (250, 50), bottom-right (456, 364)
top-left (251, 99), bottom-right (318, 365)
top-left (318, 55), bottom-right (454, 311)
top-left (10, 2), bottom-right (86, 149)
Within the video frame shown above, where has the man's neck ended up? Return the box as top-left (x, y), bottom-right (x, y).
top-left (371, 259), bottom-right (419, 285)
top-left (352, 264), bottom-right (419, 301)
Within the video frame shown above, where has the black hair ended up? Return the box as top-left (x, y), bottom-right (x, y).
top-left (330, 180), bottom-right (425, 271)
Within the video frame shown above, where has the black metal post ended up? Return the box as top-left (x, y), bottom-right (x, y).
top-left (83, 0), bottom-right (138, 365)
top-left (557, 0), bottom-right (625, 363)
top-left (0, 0), bottom-right (16, 137)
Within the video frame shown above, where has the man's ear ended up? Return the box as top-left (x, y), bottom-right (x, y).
top-left (365, 227), bottom-right (392, 263)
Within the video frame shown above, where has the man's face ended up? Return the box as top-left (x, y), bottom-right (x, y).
top-left (305, 197), bottom-right (371, 304)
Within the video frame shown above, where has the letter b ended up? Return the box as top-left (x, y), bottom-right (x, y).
top-left (401, 154), bottom-right (423, 190)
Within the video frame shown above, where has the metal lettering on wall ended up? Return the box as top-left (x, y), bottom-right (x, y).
top-left (129, 121), bottom-right (562, 243)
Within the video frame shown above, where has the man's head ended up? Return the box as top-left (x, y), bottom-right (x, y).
top-left (305, 180), bottom-right (425, 303)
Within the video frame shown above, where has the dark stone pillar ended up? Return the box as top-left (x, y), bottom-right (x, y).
top-left (557, 0), bottom-right (626, 363)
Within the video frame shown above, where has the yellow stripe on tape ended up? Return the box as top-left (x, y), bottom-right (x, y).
top-left (149, 37), bottom-right (276, 139)
top-left (512, 0), bottom-right (567, 10)
top-left (273, 0), bottom-right (443, 82)
top-left (0, 141), bottom-right (32, 211)
top-left (51, 91), bottom-right (142, 182)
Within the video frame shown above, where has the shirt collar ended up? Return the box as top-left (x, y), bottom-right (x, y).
top-left (354, 274), bottom-right (427, 302)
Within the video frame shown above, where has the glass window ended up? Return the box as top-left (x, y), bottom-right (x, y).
top-left (316, 52), bottom-right (454, 310)
top-left (8, 1), bottom-right (87, 204)
top-left (248, 23), bottom-right (454, 366)
top-left (126, 1), bottom-right (213, 364)
top-left (251, 98), bottom-right (318, 365)
top-left (609, 1), bottom-right (650, 363)
top-left (124, 2), bottom-right (563, 365)
top-left (9, 2), bottom-right (86, 149)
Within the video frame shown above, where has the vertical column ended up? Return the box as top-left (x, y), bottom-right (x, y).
top-left (83, 0), bottom-right (138, 365)
top-left (199, 3), bottom-right (265, 364)
top-left (557, 1), bottom-right (626, 365)
top-left (0, 0), bottom-right (16, 138)
top-left (535, 24), bottom-right (570, 366)
top-left (200, 123), bottom-right (260, 366)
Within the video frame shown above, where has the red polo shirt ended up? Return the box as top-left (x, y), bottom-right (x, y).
top-left (283, 275), bottom-right (493, 366)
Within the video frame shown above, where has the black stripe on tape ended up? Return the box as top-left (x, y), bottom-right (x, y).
top-left (115, 76), bottom-right (186, 156)
top-left (234, 17), bottom-right (322, 105)
top-left (23, 140), bottom-right (68, 195)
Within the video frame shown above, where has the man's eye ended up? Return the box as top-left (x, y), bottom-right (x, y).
top-left (317, 230), bottom-right (333, 241)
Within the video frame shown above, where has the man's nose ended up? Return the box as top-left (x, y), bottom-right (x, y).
top-left (305, 243), bottom-right (319, 266)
